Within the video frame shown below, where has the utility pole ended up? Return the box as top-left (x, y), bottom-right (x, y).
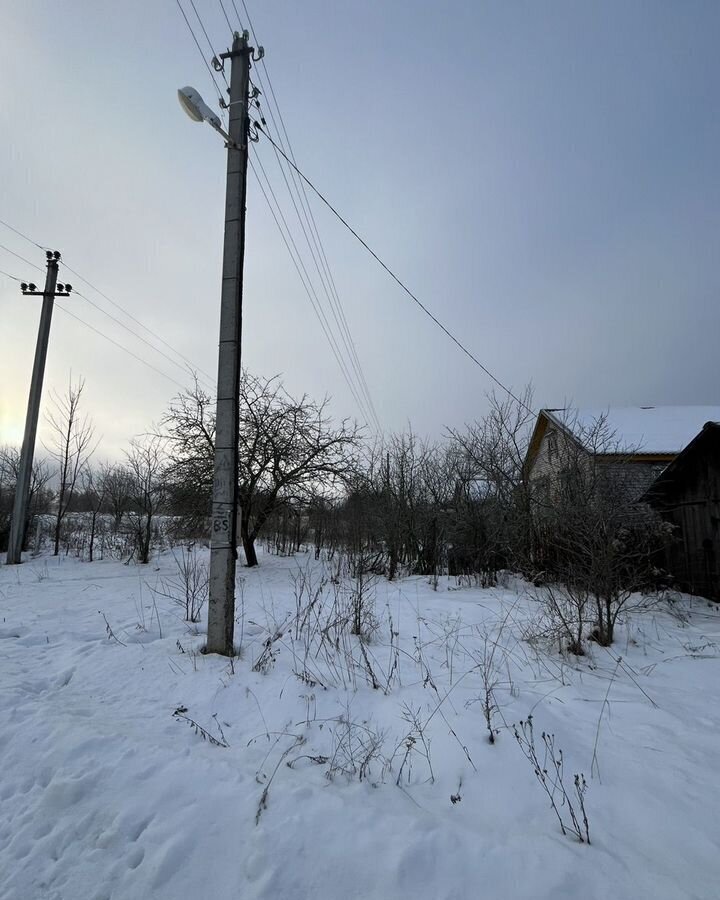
top-left (206, 32), bottom-right (252, 655)
top-left (7, 251), bottom-right (72, 564)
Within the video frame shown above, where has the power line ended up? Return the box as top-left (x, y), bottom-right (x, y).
top-left (230, 0), bottom-right (245, 30)
top-left (217, 0), bottom-right (234, 34)
top-left (201, 0), bottom-right (382, 430)
top-left (256, 124), bottom-right (532, 415)
top-left (240, 0), bottom-right (258, 43)
top-left (235, 2), bottom-right (380, 428)
top-left (175, 0), bottom-right (228, 117)
top-left (262, 117), bottom-right (380, 427)
top-left (73, 288), bottom-right (215, 391)
top-left (249, 154), bottom-right (375, 429)
top-left (239, 0), bottom-right (527, 414)
top-left (188, 0), bottom-right (230, 89)
top-left (0, 220), bottom-right (216, 386)
top-left (257, 126), bottom-right (380, 430)
top-left (249, 156), bottom-right (378, 431)
top-left (236, 1), bottom-right (380, 427)
top-left (61, 263), bottom-right (216, 386)
top-left (0, 242), bottom-right (44, 273)
top-left (1, 242), bottom-right (194, 391)
top-left (0, 219), bottom-right (46, 250)
top-left (54, 302), bottom-right (189, 391)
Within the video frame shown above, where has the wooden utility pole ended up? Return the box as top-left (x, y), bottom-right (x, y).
top-left (206, 32), bottom-right (252, 655)
top-left (7, 251), bottom-right (72, 564)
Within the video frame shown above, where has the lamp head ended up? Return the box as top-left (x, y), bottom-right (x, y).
top-left (177, 86), bottom-right (221, 130)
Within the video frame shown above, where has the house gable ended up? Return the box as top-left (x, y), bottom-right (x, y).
top-left (524, 410), bottom-right (582, 482)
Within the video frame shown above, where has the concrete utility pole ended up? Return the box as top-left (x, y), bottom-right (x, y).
top-left (206, 32), bottom-right (252, 655)
top-left (7, 251), bottom-right (72, 564)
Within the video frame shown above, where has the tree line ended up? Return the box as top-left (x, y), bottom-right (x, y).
top-left (1, 375), bottom-right (671, 648)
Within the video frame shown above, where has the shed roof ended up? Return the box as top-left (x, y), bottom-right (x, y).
top-left (643, 422), bottom-right (720, 502)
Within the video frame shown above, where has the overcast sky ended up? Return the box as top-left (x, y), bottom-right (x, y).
top-left (1, 0), bottom-right (718, 458)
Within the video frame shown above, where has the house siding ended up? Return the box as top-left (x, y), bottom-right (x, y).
top-left (527, 414), bottom-right (669, 501)
top-left (527, 425), bottom-right (576, 482)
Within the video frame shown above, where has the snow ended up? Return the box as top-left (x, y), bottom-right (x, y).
top-left (2, 549), bottom-right (720, 899)
top-left (546, 406), bottom-right (720, 454)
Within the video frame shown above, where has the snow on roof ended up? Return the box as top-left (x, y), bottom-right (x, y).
top-left (545, 406), bottom-right (720, 455)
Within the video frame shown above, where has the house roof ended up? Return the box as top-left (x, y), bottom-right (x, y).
top-left (543, 406), bottom-right (720, 455)
top-left (524, 406), bottom-right (720, 479)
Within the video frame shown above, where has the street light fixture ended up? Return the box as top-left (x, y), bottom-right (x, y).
top-left (177, 86), bottom-right (231, 142)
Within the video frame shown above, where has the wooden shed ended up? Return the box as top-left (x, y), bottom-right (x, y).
top-left (643, 422), bottom-right (720, 601)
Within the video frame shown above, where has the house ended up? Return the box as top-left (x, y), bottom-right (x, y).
top-left (524, 406), bottom-right (720, 500)
top-left (643, 422), bottom-right (720, 601)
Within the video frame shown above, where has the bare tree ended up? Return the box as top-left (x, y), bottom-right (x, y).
top-left (236, 375), bottom-right (361, 566)
top-left (161, 378), bottom-right (215, 536)
top-left (0, 447), bottom-right (52, 553)
top-left (81, 466), bottom-right (108, 562)
top-left (161, 373), bottom-right (361, 567)
top-left (448, 386), bottom-right (536, 574)
top-left (343, 432), bottom-right (450, 579)
top-left (374, 431), bottom-right (427, 578)
top-left (126, 436), bottom-right (167, 564)
top-left (102, 463), bottom-right (133, 530)
top-left (45, 377), bottom-right (96, 556)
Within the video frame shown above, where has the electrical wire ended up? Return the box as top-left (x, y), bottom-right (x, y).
top-left (54, 302), bottom-right (189, 391)
top-left (188, 0), bottom-right (230, 89)
top-left (0, 241), bottom-right (207, 392)
top-left (0, 221), bottom-right (216, 386)
top-left (230, 0), bottom-right (245, 30)
top-left (0, 257), bottom-right (194, 391)
top-left (175, 0), bottom-right (228, 117)
top-left (73, 288), bottom-right (215, 391)
top-left (259, 113), bottom-right (381, 431)
top-left (249, 156), bottom-right (377, 431)
top-left (1, 237), bottom-right (195, 390)
top-left (237, 2), bottom-right (380, 427)
top-left (240, 0), bottom-right (257, 41)
top-left (256, 124), bottom-right (533, 415)
top-left (0, 219), bottom-right (46, 250)
top-left (0, 242), bottom-right (43, 273)
top-left (257, 126), bottom-right (380, 429)
top-left (60, 263), bottom-right (216, 386)
top-left (249, 154), bottom-right (374, 428)
top-left (218, 0), bottom-right (234, 34)
top-left (239, 0), bottom-right (529, 414)
top-left (233, 2), bottom-right (381, 431)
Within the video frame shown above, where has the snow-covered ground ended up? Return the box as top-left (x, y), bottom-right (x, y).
top-left (1, 548), bottom-right (719, 900)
